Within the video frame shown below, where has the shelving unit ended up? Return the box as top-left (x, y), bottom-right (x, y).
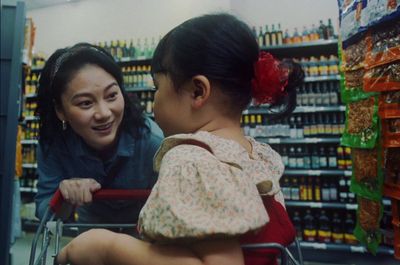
top-left (257, 137), bottom-right (341, 144)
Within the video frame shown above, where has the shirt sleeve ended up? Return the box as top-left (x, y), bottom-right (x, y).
top-left (138, 144), bottom-right (268, 242)
top-left (34, 144), bottom-right (66, 220)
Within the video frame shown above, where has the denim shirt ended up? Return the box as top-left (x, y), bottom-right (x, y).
top-left (35, 118), bottom-right (163, 223)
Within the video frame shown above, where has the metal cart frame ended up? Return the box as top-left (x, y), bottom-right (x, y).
top-left (29, 189), bottom-right (303, 265)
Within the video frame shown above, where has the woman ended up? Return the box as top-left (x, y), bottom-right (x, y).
top-left (35, 43), bottom-right (163, 224)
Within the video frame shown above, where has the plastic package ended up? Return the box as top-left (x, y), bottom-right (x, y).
top-left (341, 69), bottom-right (378, 103)
top-left (342, 37), bottom-right (366, 71)
top-left (384, 147), bottom-right (400, 186)
top-left (339, 0), bottom-right (364, 42)
top-left (365, 20), bottom-right (400, 68)
top-left (383, 117), bottom-right (400, 147)
top-left (379, 90), bottom-right (400, 118)
top-left (341, 96), bottom-right (379, 148)
top-left (354, 196), bottom-right (383, 255)
top-left (350, 147), bottom-right (383, 201)
top-left (361, 0), bottom-right (400, 28)
top-left (364, 61), bottom-right (400, 92)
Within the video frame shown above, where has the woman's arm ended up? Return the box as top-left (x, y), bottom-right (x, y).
top-left (57, 229), bottom-right (244, 265)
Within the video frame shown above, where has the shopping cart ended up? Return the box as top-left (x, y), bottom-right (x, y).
top-left (29, 189), bottom-right (303, 265)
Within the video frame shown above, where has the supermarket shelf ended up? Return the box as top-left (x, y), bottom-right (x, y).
top-left (293, 105), bottom-right (346, 113)
top-left (24, 116), bottom-right (39, 121)
top-left (304, 75), bottom-right (340, 82)
top-left (261, 39), bottom-right (338, 58)
top-left (243, 105), bottom-right (345, 115)
top-left (125, 86), bottom-right (154, 92)
top-left (383, 183), bottom-right (400, 200)
top-left (117, 57), bottom-right (151, 64)
top-left (21, 139), bottom-right (38, 144)
top-left (257, 137), bottom-right (341, 144)
top-left (31, 66), bottom-right (43, 71)
top-left (284, 169), bottom-right (352, 176)
top-left (286, 201), bottom-right (358, 209)
top-left (24, 93), bottom-right (37, 98)
top-left (20, 187), bottom-right (37, 193)
top-left (298, 241), bottom-right (394, 255)
top-left (22, 163), bottom-right (37, 169)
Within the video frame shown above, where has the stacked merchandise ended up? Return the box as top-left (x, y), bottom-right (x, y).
top-left (338, 0), bottom-right (400, 258)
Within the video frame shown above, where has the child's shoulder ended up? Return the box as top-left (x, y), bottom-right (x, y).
top-left (154, 131), bottom-right (244, 172)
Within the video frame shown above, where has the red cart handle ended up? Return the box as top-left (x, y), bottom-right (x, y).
top-left (49, 189), bottom-right (151, 214)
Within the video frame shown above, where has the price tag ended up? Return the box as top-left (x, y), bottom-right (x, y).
top-left (345, 204), bottom-right (357, 210)
top-left (308, 170), bottom-right (321, 176)
top-left (350, 246), bottom-right (365, 253)
top-left (313, 243), bottom-right (327, 250)
top-left (344, 171), bottom-right (352, 176)
top-left (268, 138), bottom-right (281, 144)
top-left (310, 202), bottom-right (323, 208)
top-left (242, 110), bottom-right (249, 115)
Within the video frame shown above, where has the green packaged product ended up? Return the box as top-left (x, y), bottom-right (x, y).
top-left (341, 96), bottom-right (379, 148)
top-left (354, 196), bottom-right (383, 255)
top-left (350, 147), bottom-right (383, 201)
top-left (340, 70), bottom-right (378, 103)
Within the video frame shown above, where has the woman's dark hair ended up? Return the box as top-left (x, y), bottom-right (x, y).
top-left (151, 13), bottom-right (303, 117)
top-left (36, 42), bottom-right (147, 148)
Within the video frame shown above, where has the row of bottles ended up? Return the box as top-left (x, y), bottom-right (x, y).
top-left (253, 19), bottom-right (336, 47)
top-left (23, 101), bottom-right (37, 118)
top-left (297, 55), bottom-right (339, 77)
top-left (22, 121), bottom-right (39, 140)
top-left (297, 81), bottom-right (340, 106)
top-left (96, 37), bottom-right (159, 60)
top-left (281, 175), bottom-right (355, 203)
top-left (122, 65), bottom-right (153, 88)
top-left (242, 112), bottom-right (345, 139)
top-left (22, 145), bottom-right (36, 164)
top-left (291, 209), bottom-right (358, 244)
top-left (272, 144), bottom-right (352, 170)
top-left (20, 169), bottom-right (38, 189)
top-left (138, 91), bottom-right (155, 114)
top-left (25, 72), bottom-right (39, 95)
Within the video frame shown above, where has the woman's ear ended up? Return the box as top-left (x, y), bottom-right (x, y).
top-left (54, 104), bottom-right (66, 122)
top-left (190, 75), bottom-right (211, 109)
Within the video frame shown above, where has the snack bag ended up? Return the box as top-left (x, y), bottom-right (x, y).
top-left (341, 96), bottom-right (379, 148)
top-left (339, 0), bottom-right (365, 41)
top-left (382, 117), bottom-right (400, 147)
top-left (364, 61), bottom-right (400, 92)
top-left (341, 68), bottom-right (378, 102)
top-left (378, 90), bottom-right (400, 118)
top-left (361, 0), bottom-right (400, 28)
top-left (350, 147), bottom-right (383, 201)
top-left (354, 196), bottom-right (383, 255)
top-left (365, 20), bottom-right (400, 68)
top-left (341, 37), bottom-right (367, 71)
top-left (383, 147), bottom-right (400, 186)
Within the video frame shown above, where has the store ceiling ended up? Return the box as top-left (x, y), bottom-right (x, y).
top-left (24, 0), bottom-right (83, 10)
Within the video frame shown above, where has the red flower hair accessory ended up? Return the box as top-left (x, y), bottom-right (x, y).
top-left (251, 52), bottom-right (289, 105)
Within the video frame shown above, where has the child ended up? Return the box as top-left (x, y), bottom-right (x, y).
top-left (56, 13), bottom-right (303, 265)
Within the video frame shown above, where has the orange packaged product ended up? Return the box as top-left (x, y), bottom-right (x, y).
top-left (363, 61), bottom-right (400, 92)
top-left (383, 117), bottom-right (400, 147)
top-left (379, 90), bottom-right (400, 119)
top-left (365, 20), bottom-right (400, 68)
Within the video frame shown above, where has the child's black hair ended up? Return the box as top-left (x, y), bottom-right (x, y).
top-left (151, 13), bottom-right (304, 117)
top-left (37, 43), bottom-right (147, 149)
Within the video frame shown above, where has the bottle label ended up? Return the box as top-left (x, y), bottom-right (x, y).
top-left (304, 229), bottom-right (317, 241)
top-left (332, 232), bottom-right (344, 243)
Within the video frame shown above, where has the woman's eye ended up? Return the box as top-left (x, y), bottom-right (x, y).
top-left (107, 92), bottom-right (118, 100)
top-left (78, 100), bottom-right (93, 108)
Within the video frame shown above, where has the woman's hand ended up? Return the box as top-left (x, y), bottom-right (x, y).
top-left (59, 178), bottom-right (101, 206)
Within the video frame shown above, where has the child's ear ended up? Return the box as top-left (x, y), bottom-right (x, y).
top-left (190, 75), bottom-right (211, 109)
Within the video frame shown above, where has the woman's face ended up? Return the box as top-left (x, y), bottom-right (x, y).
top-left (56, 64), bottom-right (125, 151)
